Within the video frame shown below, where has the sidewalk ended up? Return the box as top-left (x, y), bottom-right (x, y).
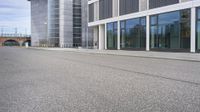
top-left (29, 47), bottom-right (200, 62)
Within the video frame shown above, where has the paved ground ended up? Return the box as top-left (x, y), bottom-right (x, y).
top-left (0, 47), bottom-right (200, 112)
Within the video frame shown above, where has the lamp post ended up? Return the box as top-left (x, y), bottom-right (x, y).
top-left (44, 22), bottom-right (48, 47)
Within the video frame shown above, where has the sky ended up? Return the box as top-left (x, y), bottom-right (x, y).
top-left (0, 0), bottom-right (30, 35)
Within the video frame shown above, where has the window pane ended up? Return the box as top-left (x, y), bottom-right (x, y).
top-left (120, 17), bottom-right (146, 49)
top-left (197, 8), bottom-right (200, 50)
top-left (150, 26), bottom-right (158, 48)
top-left (197, 21), bottom-right (200, 50)
top-left (180, 10), bottom-right (190, 49)
top-left (149, 0), bottom-right (179, 9)
top-left (197, 8), bottom-right (200, 20)
top-left (150, 9), bottom-right (190, 51)
top-left (141, 17), bottom-right (146, 26)
top-left (158, 11), bottom-right (179, 25)
top-left (151, 16), bottom-right (157, 25)
top-left (120, 21), bottom-right (125, 29)
top-left (107, 22), bottom-right (117, 49)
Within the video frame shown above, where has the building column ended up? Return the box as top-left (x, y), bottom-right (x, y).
top-left (99, 25), bottom-right (102, 50)
top-left (146, 15), bottom-right (150, 51)
top-left (147, 0), bottom-right (149, 10)
top-left (191, 7), bottom-right (196, 53)
top-left (117, 21), bottom-right (120, 50)
top-left (117, 0), bottom-right (120, 16)
top-left (99, 24), bottom-right (105, 50)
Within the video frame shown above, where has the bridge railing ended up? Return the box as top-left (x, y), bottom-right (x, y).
top-left (0, 34), bottom-right (31, 38)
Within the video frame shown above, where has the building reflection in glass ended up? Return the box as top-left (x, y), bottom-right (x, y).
top-left (120, 17), bottom-right (146, 49)
top-left (107, 22), bottom-right (118, 49)
top-left (150, 9), bottom-right (191, 51)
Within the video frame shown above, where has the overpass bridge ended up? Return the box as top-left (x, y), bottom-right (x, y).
top-left (0, 36), bottom-right (31, 46)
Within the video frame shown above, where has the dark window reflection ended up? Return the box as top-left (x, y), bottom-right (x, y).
top-left (197, 8), bottom-right (200, 51)
top-left (150, 9), bottom-right (191, 51)
top-left (120, 17), bottom-right (146, 49)
top-left (107, 22), bottom-right (117, 49)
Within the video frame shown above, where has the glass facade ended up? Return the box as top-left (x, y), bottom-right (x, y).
top-left (120, 17), bottom-right (146, 49)
top-left (197, 8), bottom-right (200, 51)
top-left (119, 0), bottom-right (139, 15)
top-left (149, 0), bottom-right (179, 9)
top-left (107, 22), bottom-right (117, 49)
top-left (150, 9), bottom-right (191, 51)
top-left (73, 0), bottom-right (82, 47)
top-left (48, 0), bottom-right (60, 47)
top-left (99, 0), bottom-right (112, 20)
top-left (31, 0), bottom-right (48, 47)
top-left (89, 3), bottom-right (94, 22)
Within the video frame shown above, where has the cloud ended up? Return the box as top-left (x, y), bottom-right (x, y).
top-left (0, 0), bottom-right (30, 34)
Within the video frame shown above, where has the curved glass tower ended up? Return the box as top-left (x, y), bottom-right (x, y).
top-left (29, 0), bottom-right (88, 48)
top-left (48, 0), bottom-right (60, 47)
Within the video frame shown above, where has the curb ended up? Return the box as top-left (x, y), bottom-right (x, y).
top-left (28, 47), bottom-right (200, 62)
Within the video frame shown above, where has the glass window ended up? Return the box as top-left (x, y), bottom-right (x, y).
top-left (158, 11), bottom-right (179, 25)
top-left (150, 9), bottom-right (190, 51)
top-left (149, 0), bottom-right (179, 9)
top-left (119, 0), bottom-right (139, 15)
top-left (107, 22), bottom-right (117, 49)
top-left (120, 21), bottom-right (125, 29)
top-left (151, 16), bottom-right (157, 25)
top-left (197, 8), bottom-right (200, 20)
top-left (141, 18), bottom-right (146, 26)
top-left (48, 0), bottom-right (60, 47)
top-left (197, 8), bottom-right (200, 51)
top-left (89, 3), bottom-right (94, 22)
top-left (180, 10), bottom-right (191, 49)
top-left (150, 26), bottom-right (158, 48)
top-left (120, 17), bottom-right (146, 49)
top-left (99, 0), bottom-right (112, 20)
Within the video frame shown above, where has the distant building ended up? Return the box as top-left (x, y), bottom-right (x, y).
top-left (88, 0), bottom-right (200, 52)
top-left (28, 0), bottom-right (88, 48)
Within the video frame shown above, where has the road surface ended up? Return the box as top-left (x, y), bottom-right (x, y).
top-left (0, 47), bottom-right (200, 112)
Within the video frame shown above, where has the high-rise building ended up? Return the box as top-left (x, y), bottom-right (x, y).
top-left (88, 0), bottom-right (200, 52)
top-left (28, 0), bottom-right (88, 48)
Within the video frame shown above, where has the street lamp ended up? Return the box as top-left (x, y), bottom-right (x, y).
top-left (44, 22), bottom-right (48, 47)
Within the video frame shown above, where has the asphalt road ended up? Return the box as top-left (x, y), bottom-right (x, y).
top-left (0, 47), bottom-right (200, 112)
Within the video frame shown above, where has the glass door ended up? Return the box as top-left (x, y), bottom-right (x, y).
top-left (107, 22), bottom-right (117, 49)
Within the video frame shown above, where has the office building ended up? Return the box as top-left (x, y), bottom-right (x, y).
top-left (28, 0), bottom-right (88, 47)
top-left (88, 0), bottom-right (200, 52)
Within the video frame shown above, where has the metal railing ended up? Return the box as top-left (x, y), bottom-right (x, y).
top-left (0, 33), bottom-right (31, 38)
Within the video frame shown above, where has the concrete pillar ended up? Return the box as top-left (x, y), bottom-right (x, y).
top-left (191, 7), bottom-right (196, 53)
top-left (117, 0), bottom-right (120, 16)
top-left (99, 24), bottom-right (105, 50)
top-left (147, 0), bottom-right (149, 10)
top-left (93, 26), bottom-right (99, 49)
top-left (112, 0), bottom-right (118, 17)
top-left (99, 25), bottom-right (102, 50)
top-left (117, 21), bottom-right (120, 50)
top-left (139, 0), bottom-right (148, 11)
top-left (146, 15), bottom-right (150, 51)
